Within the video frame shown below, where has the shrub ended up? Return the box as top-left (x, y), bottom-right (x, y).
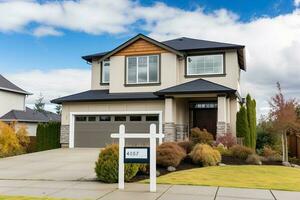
top-left (95, 144), bottom-right (139, 183)
top-left (177, 141), bottom-right (194, 154)
top-left (246, 154), bottom-right (262, 165)
top-left (0, 121), bottom-right (23, 157)
top-left (190, 144), bottom-right (221, 166)
top-left (215, 133), bottom-right (237, 148)
top-left (190, 128), bottom-right (214, 145)
top-left (214, 143), bottom-right (232, 156)
top-left (157, 142), bottom-right (186, 167)
top-left (138, 164), bottom-right (149, 175)
top-left (256, 130), bottom-right (278, 150)
top-left (261, 146), bottom-right (277, 158)
top-left (230, 145), bottom-right (255, 160)
top-left (16, 124), bottom-right (30, 151)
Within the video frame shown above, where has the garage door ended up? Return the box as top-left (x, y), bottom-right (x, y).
top-left (74, 114), bottom-right (159, 148)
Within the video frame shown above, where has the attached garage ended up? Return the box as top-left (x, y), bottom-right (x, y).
top-left (74, 114), bottom-right (160, 148)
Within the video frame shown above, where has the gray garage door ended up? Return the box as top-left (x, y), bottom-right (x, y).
top-left (74, 114), bottom-right (159, 148)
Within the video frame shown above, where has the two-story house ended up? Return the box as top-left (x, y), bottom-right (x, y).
top-left (51, 34), bottom-right (246, 148)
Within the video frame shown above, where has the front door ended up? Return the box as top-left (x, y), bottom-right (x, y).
top-left (190, 102), bottom-right (218, 137)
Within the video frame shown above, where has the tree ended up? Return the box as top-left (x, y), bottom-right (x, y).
top-left (34, 93), bottom-right (46, 113)
top-left (268, 82), bottom-right (300, 163)
top-left (236, 104), bottom-right (251, 146)
top-left (55, 105), bottom-right (62, 115)
top-left (246, 94), bottom-right (257, 149)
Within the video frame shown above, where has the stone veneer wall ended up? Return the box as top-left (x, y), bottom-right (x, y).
top-left (216, 121), bottom-right (226, 138)
top-left (163, 122), bottom-right (176, 142)
top-left (60, 125), bottom-right (69, 148)
top-left (176, 124), bottom-right (188, 141)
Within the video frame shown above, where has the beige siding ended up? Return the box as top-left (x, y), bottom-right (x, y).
top-left (91, 60), bottom-right (109, 90)
top-left (0, 90), bottom-right (26, 117)
top-left (61, 100), bottom-right (165, 125)
top-left (109, 52), bottom-right (177, 93)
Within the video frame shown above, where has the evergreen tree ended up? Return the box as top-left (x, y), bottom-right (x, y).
top-left (246, 94), bottom-right (257, 149)
top-left (236, 105), bottom-right (251, 146)
top-left (34, 93), bottom-right (46, 113)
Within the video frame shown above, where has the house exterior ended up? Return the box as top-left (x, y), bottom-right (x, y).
top-left (0, 74), bottom-right (60, 136)
top-left (51, 34), bottom-right (246, 148)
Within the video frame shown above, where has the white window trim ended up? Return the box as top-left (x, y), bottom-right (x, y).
top-left (101, 61), bottom-right (110, 84)
top-left (186, 54), bottom-right (224, 76)
top-left (69, 111), bottom-right (163, 148)
top-left (126, 55), bottom-right (159, 84)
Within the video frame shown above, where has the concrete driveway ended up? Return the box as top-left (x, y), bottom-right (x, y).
top-left (0, 148), bottom-right (100, 181)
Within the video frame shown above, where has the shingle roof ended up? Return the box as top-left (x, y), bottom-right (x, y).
top-left (0, 74), bottom-right (31, 95)
top-left (155, 79), bottom-right (236, 95)
top-left (0, 107), bottom-right (60, 123)
top-left (81, 34), bottom-right (245, 65)
top-left (51, 90), bottom-right (164, 104)
top-left (162, 37), bottom-right (244, 51)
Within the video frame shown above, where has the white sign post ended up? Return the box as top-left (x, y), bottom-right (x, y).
top-left (111, 124), bottom-right (164, 192)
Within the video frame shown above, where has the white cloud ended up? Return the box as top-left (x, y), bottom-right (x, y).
top-left (4, 69), bottom-right (90, 111)
top-left (0, 0), bottom-right (136, 35)
top-left (2, 1), bottom-right (300, 117)
top-left (33, 26), bottom-right (63, 37)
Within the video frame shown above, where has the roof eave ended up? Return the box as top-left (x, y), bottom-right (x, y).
top-left (154, 90), bottom-right (237, 96)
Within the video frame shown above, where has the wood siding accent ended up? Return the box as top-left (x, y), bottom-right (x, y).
top-left (114, 38), bottom-right (168, 56)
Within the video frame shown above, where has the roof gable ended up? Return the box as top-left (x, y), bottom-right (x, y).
top-left (99, 34), bottom-right (183, 62)
top-left (0, 74), bottom-right (31, 95)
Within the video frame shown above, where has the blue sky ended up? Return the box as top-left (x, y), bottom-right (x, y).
top-left (0, 0), bottom-right (296, 73)
top-left (0, 0), bottom-right (300, 116)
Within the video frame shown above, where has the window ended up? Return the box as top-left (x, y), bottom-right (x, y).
top-left (146, 115), bottom-right (159, 121)
top-left (101, 61), bottom-right (110, 84)
top-left (126, 55), bottom-right (159, 84)
top-left (130, 116), bottom-right (142, 121)
top-left (88, 116), bottom-right (96, 121)
top-left (99, 116), bottom-right (111, 121)
top-left (115, 116), bottom-right (126, 121)
top-left (76, 116), bottom-right (87, 122)
top-left (187, 54), bottom-right (224, 76)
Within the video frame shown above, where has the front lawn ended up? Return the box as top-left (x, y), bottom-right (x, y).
top-left (151, 165), bottom-right (300, 191)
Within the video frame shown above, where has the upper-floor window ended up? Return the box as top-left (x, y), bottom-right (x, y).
top-left (126, 55), bottom-right (159, 84)
top-left (101, 61), bottom-right (110, 84)
top-left (186, 54), bottom-right (224, 76)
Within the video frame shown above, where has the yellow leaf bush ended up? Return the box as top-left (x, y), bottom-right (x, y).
top-left (0, 121), bottom-right (30, 157)
top-left (190, 144), bottom-right (221, 166)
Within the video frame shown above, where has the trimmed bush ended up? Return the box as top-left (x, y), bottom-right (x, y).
top-left (36, 122), bottom-right (61, 151)
top-left (157, 142), bottom-right (186, 167)
top-left (190, 144), bottom-right (221, 166)
top-left (246, 94), bottom-right (257, 149)
top-left (177, 141), bottom-right (194, 154)
top-left (215, 133), bottom-right (237, 148)
top-left (190, 128), bottom-right (214, 145)
top-left (236, 105), bottom-right (251, 146)
top-left (95, 144), bottom-right (139, 183)
top-left (230, 145), bottom-right (255, 160)
top-left (246, 154), bottom-right (262, 165)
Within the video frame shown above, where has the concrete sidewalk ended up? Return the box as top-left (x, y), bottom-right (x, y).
top-left (0, 180), bottom-right (299, 200)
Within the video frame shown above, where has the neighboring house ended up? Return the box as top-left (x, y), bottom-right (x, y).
top-left (0, 74), bottom-right (60, 136)
top-left (51, 34), bottom-right (246, 148)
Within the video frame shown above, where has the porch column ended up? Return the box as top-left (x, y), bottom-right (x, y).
top-left (226, 97), bottom-right (231, 133)
top-left (217, 95), bottom-right (227, 137)
top-left (164, 98), bottom-right (176, 142)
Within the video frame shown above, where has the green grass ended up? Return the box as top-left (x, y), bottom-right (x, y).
top-left (146, 165), bottom-right (300, 191)
top-left (0, 196), bottom-right (71, 200)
